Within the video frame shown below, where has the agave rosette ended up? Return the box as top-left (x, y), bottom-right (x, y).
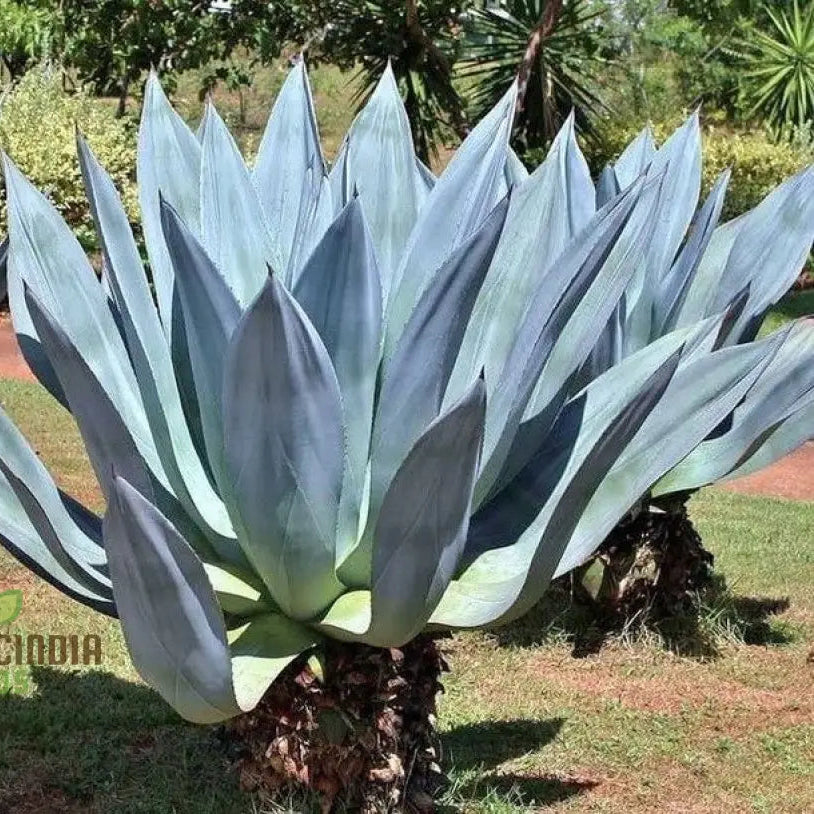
top-left (0, 62), bottom-right (802, 723)
top-left (587, 122), bottom-right (814, 511)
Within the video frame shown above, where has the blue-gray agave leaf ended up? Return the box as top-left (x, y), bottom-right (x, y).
top-left (554, 336), bottom-right (783, 576)
top-left (24, 287), bottom-right (216, 546)
top-left (657, 170), bottom-right (731, 337)
top-left (22, 285), bottom-right (162, 500)
top-left (138, 73), bottom-right (201, 334)
top-left (77, 135), bottom-right (238, 555)
top-left (222, 275), bottom-right (345, 621)
top-left (430, 348), bottom-right (679, 630)
top-left (676, 168), bottom-right (814, 335)
top-left (655, 321), bottom-right (814, 493)
top-left (0, 235), bottom-right (7, 293)
top-left (286, 169), bottom-right (334, 285)
top-left (506, 147), bottom-right (529, 185)
top-left (722, 376), bottom-right (814, 482)
top-left (356, 199), bottom-right (509, 586)
top-left (329, 63), bottom-right (427, 298)
top-left (673, 215), bottom-right (744, 329)
top-left (160, 200), bottom-right (241, 496)
top-left (253, 60), bottom-right (325, 276)
top-left (294, 198), bottom-right (383, 564)
top-left (478, 180), bottom-right (652, 502)
top-left (104, 476), bottom-right (241, 724)
top-left (466, 329), bottom-right (703, 563)
top-left (415, 156), bottom-right (436, 194)
top-left (713, 166), bottom-right (814, 341)
top-left (0, 458), bottom-right (110, 598)
top-left (612, 125), bottom-right (655, 189)
top-left (595, 165), bottom-right (620, 208)
top-left (107, 478), bottom-right (319, 721)
top-left (4, 155), bottom-right (152, 436)
top-left (5, 249), bottom-right (68, 409)
top-left (200, 102), bottom-right (282, 305)
top-left (368, 378), bottom-right (486, 646)
top-left (447, 114), bottom-right (595, 408)
top-left (521, 175), bottom-right (661, 420)
top-left (385, 82), bottom-right (517, 354)
top-left (623, 113), bottom-right (701, 351)
top-left (0, 408), bottom-right (114, 615)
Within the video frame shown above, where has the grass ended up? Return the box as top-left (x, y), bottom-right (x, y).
top-left (0, 376), bottom-right (812, 813)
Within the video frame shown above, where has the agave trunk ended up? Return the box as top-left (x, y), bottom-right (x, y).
top-left (225, 637), bottom-right (447, 813)
top-left (569, 498), bottom-right (714, 621)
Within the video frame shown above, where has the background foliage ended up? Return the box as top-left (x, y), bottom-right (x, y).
top-left (0, 0), bottom-right (58, 81)
top-left (461, 0), bottom-right (606, 152)
top-left (0, 0), bottom-right (813, 257)
top-left (739, 1), bottom-right (814, 137)
top-left (587, 117), bottom-right (812, 220)
top-left (0, 66), bottom-right (136, 248)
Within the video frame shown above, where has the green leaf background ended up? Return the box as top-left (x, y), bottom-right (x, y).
top-left (0, 589), bottom-right (23, 625)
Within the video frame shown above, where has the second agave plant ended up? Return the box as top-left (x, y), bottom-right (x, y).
top-left (563, 121), bottom-right (814, 618)
top-left (0, 60), bottom-right (806, 810)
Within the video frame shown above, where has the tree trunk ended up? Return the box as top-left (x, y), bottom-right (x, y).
top-left (569, 500), bottom-right (714, 621)
top-left (117, 76), bottom-right (130, 118)
top-left (516, 0), bottom-right (564, 113)
top-left (225, 636), bottom-right (447, 813)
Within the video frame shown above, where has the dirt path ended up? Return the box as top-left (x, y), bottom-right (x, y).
top-left (720, 441), bottom-right (814, 502)
top-left (0, 315), bottom-right (34, 382)
top-left (0, 318), bottom-right (810, 500)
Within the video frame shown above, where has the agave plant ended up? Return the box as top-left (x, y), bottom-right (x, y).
top-left (570, 119), bottom-right (814, 615)
top-left (0, 60), bottom-right (795, 807)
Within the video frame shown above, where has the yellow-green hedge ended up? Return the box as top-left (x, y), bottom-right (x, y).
top-left (588, 119), bottom-right (813, 221)
top-left (0, 66), bottom-right (137, 249)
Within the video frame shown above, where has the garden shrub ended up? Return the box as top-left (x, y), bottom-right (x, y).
top-left (0, 65), bottom-right (137, 249)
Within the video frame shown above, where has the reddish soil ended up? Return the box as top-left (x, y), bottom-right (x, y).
top-left (529, 647), bottom-right (814, 727)
top-left (721, 442), bottom-right (814, 502)
top-left (0, 316), bottom-right (34, 382)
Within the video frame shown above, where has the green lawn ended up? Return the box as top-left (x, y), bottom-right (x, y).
top-left (0, 378), bottom-right (812, 813)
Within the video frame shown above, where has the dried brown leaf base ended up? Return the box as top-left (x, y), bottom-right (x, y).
top-left (224, 635), bottom-right (448, 813)
top-left (571, 501), bottom-right (714, 620)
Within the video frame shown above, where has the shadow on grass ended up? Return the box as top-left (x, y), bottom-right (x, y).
top-left (0, 667), bottom-right (247, 814)
top-left (441, 718), bottom-right (597, 810)
top-left (495, 579), bottom-right (797, 661)
top-left (443, 718), bottom-right (565, 770)
top-left (0, 670), bottom-right (592, 813)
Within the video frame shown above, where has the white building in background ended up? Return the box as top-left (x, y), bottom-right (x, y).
top-left (210, 0), bottom-right (232, 11)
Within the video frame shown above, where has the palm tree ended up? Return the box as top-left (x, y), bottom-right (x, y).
top-left (461, 0), bottom-right (607, 152)
top-left (741, 0), bottom-right (814, 137)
